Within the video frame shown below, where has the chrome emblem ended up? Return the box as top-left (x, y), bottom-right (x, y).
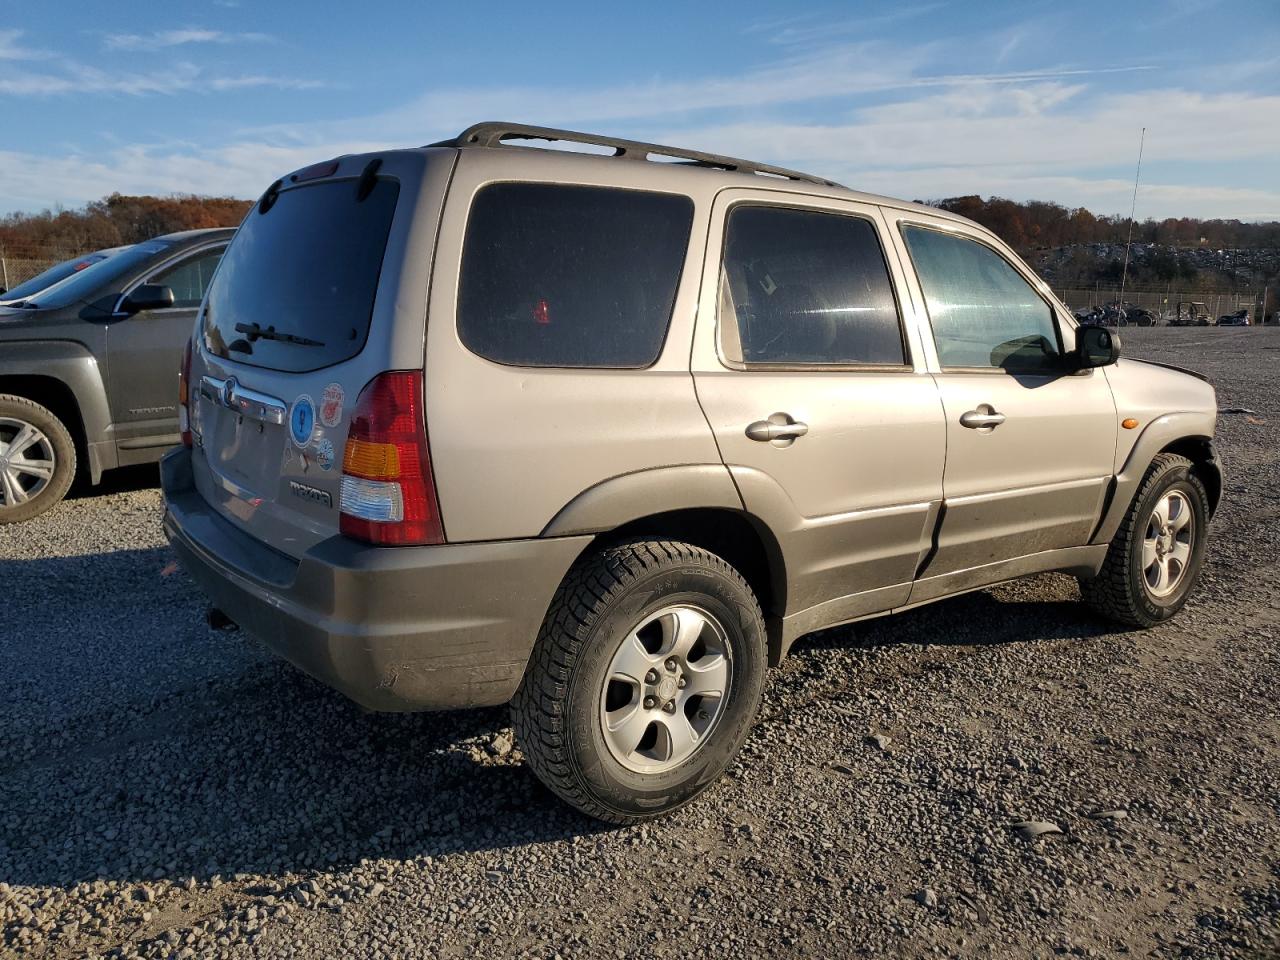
top-left (288, 480), bottom-right (332, 508)
top-left (222, 377), bottom-right (238, 409)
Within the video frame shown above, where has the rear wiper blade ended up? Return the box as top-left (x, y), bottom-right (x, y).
top-left (234, 321), bottom-right (325, 347)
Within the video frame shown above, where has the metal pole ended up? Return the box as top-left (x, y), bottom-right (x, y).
top-left (0, 256), bottom-right (8, 291)
top-left (1119, 126), bottom-right (1146, 308)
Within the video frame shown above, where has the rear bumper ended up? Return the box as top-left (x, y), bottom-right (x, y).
top-left (160, 448), bottom-right (591, 711)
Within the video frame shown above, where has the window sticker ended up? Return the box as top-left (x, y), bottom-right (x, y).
top-left (290, 395), bottom-right (316, 448)
top-left (319, 383), bottom-right (345, 427)
top-left (313, 436), bottom-right (335, 471)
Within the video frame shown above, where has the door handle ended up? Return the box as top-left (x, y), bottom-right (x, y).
top-left (960, 408), bottom-right (1006, 429)
top-left (746, 416), bottom-right (809, 442)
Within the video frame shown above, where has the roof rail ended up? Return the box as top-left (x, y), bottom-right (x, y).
top-left (427, 121), bottom-right (841, 188)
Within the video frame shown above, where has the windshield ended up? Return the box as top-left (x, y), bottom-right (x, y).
top-left (23, 242), bottom-right (168, 310)
top-left (202, 178), bottom-right (400, 373)
top-left (1, 252), bottom-right (113, 303)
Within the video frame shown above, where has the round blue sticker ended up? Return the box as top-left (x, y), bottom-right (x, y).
top-left (290, 395), bottom-right (316, 448)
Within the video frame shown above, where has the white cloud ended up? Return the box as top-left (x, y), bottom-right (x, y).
top-left (0, 31), bottom-right (1273, 221)
top-left (664, 85), bottom-right (1280, 177)
top-left (276, 42), bottom-right (1153, 150)
top-left (746, 5), bottom-right (946, 47)
top-left (0, 29), bottom-right (53, 61)
top-left (0, 62), bottom-right (321, 97)
top-left (103, 28), bottom-right (274, 50)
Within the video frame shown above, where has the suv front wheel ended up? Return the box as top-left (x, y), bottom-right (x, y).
top-left (1080, 453), bottom-right (1209, 627)
top-left (512, 540), bottom-right (767, 823)
top-left (0, 394), bottom-right (76, 524)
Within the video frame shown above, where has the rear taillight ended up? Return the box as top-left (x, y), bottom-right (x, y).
top-left (339, 370), bottom-right (444, 546)
top-left (178, 339), bottom-right (193, 449)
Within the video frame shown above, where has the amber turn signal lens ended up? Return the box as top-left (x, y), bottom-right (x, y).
top-left (342, 438), bottom-right (401, 479)
top-left (1122, 418), bottom-right (1139, 430)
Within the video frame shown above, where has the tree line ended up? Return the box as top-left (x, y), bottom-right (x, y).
top-left (2, 190), bottom-right (1277, 264)
top-left (929, 195), bottom-right (1280, 252)
top-left (0, 193), bottom-right (252, 261)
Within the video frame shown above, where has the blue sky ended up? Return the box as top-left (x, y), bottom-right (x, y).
top-left (1, 0), bottom-right (1277, 219)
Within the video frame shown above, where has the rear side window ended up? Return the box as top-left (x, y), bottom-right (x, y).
top-left (719, 205), bottom-right (905, 366)
top-left (202, 178), bottom-right (399, 373)
top-left (148, 246), bottom-right (225, 309)
top-left (902, 225), bottom-right (1062, 372)
top-left (457, 183), bottom-right (694, 368)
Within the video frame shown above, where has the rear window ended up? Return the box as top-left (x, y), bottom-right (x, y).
top-left (457, 183), bottom-right (694, 368)
top-left (202, 178), bottom-right (399, 373)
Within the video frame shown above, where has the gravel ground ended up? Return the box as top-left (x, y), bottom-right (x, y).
top-left (2, 327), bottom-right (1277, 960)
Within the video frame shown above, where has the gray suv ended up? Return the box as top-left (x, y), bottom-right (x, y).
top-left (0, 229), bottom-right (232, 522)
top-left (162, 124), bottom-right (1221, 822)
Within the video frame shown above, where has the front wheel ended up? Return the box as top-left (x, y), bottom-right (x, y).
top-left (1080, 453), bottom-right (1209, 627)
top-left (0, 395), bottom-right (76, 524)
top-left (512, 540), bottom-right (767, 823)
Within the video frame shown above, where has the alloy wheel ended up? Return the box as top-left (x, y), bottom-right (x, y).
top-left (599, 604), bottom-right (732, 773)
top-left (1142, 489), bottom-right (1194, 598)
top-left (0, 417), bottom-right (56, 509)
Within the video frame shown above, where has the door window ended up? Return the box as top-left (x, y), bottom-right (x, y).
top-left (901, 225), bottom-right (1062, 373)
top-left (719, 205), bottom-right (905, 366)
top-left (149, 246), bottom-right (227, 309)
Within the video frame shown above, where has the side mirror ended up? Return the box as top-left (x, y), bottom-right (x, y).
top-left (1076, 324), bottom-right (1120, 368)
top-left (120, 284), bottom-right (175, 315)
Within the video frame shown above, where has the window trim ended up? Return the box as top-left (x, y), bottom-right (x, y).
top-left (454, 179), bottom-right (696, 371)
top-left (112, 240), bottom-right (229, 317)
top-left (714, 199), bottom-right (914, 373)
top-left (896, 219), bottom-right (1071, 376)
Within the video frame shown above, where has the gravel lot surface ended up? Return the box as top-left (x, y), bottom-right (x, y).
top-left (2, 327), bottom-right (1277, 959)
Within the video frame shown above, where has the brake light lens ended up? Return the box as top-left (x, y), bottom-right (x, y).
top-left (291, 159), bottom-right (340, 182)
top-left (178, 338), bottom-right (193, 448)
top-left (339, 370), bottom-right (444, 545)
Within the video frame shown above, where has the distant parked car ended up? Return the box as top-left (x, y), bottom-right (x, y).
top-left (1125, 306), bottom-right (1155, 327)
top-left (1171, 301), bottom-right (1212, 327)
top-left (0, 246), bottom-right (128, 305)
top-left (1216, 309), bottom-right (1250, 326)
top-left (0, 228), bottom-right (233, 522)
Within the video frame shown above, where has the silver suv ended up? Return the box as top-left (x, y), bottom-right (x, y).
top-left (163, 123), bottom-right (1221, 822)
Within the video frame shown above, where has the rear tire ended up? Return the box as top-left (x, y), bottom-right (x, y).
top-left (1079, 453), bottom-right (1209, 628)
top-left (512, 540), bottom-right (767, 823)
top-left (0, 394), bottom-right (76, 524)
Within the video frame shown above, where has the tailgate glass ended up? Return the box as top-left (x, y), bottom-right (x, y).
top-left (202, 178), bottom-right (399, 373)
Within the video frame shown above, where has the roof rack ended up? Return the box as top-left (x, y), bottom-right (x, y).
top-left (428, 122), bottom-right (841, 188)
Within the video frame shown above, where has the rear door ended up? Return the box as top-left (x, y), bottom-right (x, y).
top-left (189, 151), bottom-right (451, 558)
top-left (888, 214), bottom-right (1117, 580)
top-left (106, 241), bottom-right (227, 457)
top-left (691, 190), bottom-right (946, 620)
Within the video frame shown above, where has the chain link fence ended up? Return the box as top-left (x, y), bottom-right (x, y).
top-left (0, 256), bottom-right (61, 291)
top-left (1053, 284), bottom-right (1265, 323)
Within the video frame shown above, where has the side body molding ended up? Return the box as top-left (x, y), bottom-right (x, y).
top-left (1091, 411), bottom-right (1221, 546)
top-left (540, 464), bottom-right (745, 537)
top-left (0, 339), bottom-right (115, 482)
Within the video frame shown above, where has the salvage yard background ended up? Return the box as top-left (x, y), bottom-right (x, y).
top-left (4, 194), bottom-right (1277, 324)
top-left (1, 327), bottom-right (1276, 959)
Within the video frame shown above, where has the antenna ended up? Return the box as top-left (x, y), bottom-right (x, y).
top-left (1118, 126), bottom-right (1146, 309)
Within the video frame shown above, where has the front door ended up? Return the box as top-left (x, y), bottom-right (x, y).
top-left (691, 192), bottom-right (946, 627)
top-left (106, 243), bottom-right (227, 457)
top-left (891, 217), bottom-right (1117, 580)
